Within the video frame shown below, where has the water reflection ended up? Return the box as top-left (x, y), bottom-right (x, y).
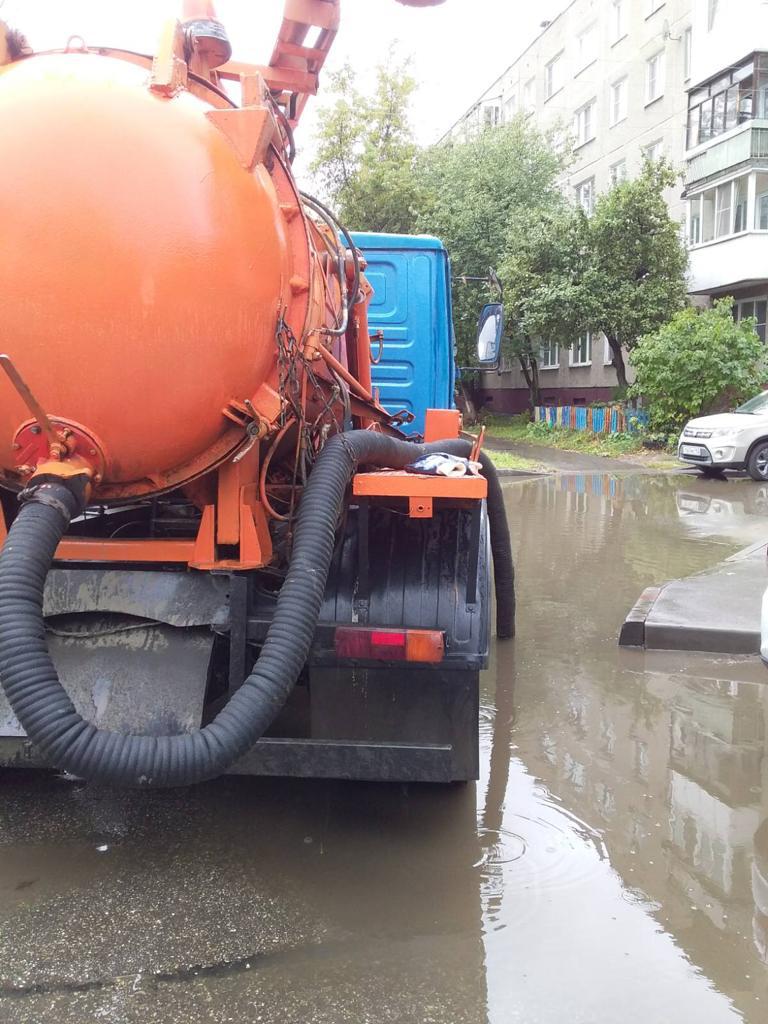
top-left (500, 472), bottom-right (768, 1021)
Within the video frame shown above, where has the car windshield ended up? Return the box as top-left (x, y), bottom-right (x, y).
top-left (735, 392), bottom-right (768, 414)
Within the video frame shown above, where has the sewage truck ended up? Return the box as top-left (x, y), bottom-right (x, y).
top-left (0, 0), bottom-right (513, 788)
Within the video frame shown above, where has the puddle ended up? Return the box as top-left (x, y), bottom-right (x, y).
top-left (0, 471), bottom-right (766, 1022)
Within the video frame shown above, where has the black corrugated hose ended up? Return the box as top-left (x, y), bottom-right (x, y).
top-left (0, 433), bottom-right (514, 788)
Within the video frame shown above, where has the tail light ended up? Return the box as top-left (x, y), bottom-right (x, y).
top-left (334, 627), bottom-right (445, 663)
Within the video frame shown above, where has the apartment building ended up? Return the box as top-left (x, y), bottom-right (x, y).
top-left (685, 0), bottom-right (768, 343)
top-left (444, 0), bottom-right (694, 412)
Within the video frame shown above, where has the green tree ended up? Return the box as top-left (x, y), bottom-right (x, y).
top-left (630, 298), bottom-right (766, 435)
top-left (310, 53), bottom-right (423, 233)
top-left (499, 201), bottom-right (591, 408)
top-left (585, 161), bottom-right (689, 391)
top-left (415, 119), bottom-right (568, 367)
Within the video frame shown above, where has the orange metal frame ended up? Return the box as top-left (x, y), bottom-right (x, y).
top-left (218, 0), bottom-right (340, 128)
top-left (353, 471), bottom-right (487, 520)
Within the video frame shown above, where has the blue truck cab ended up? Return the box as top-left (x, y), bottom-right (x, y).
top-left (351, 233), bottom-right (456, 436)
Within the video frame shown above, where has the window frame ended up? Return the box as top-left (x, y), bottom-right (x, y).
top-left (575, 176), bottom-right (596, 216)
top-left (611, 0), bottom-right (626, 44)
top-left (734, 295), bottom-right (768, 343)
top-left (683, 27), bottom-right (693, 82)
top-left (523, 76), bottom-right (536, 111)
top-left (609, 159), bottom-right (628, 186)
top-left (610, 76), bottom-right (628, 126)
top-left (603, 337), bottom-right (615, 367)
top-left (545, 52), bottom-right (564, 100)
top-left (482, 103), bottom-right (501, 128)
top-left (708, 0), bottom-right (718, 31)
top-left (687, 171), bottom-right (754, 247)
top-left (686, 52), bottom-right (763, 149)
top-left (503, 92), bottom-right (518, 122)
top-left (570, 332), bottom-right (593, 367)
top-left (574, 98), bottom-right (597, 147)
top-left (757, 190), bottom-right (768, 231)
top-left (576, 23), bottom-right (597, 73)
top-left (645, 50), bottom-right (665, 105)
top-left (539, 339), bottom-right (560, 370)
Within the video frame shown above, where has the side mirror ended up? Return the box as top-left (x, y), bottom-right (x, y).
top-left (476, 303), bottom-right (504, 367)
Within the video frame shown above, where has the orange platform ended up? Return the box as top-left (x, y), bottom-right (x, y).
top-left (353, 470), bottom-right (486, 519)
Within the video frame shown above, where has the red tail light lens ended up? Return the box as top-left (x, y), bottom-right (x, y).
top-left (335, 627), bottom-right (445, 663)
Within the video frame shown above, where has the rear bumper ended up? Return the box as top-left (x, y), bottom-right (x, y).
top-left (0, 665), bottom-right (480, 782)
top-left (0, 737), bottom-right (467, 783)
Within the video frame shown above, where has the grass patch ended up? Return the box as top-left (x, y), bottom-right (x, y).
top-left (484, 449), bottom-right (547, 473)
top-left (478, 414), bottom-right (646, 459)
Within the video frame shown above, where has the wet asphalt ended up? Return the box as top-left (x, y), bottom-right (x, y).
top-left (1, 467), bottom-right (768, 1023)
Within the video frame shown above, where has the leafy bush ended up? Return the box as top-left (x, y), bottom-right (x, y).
top-left (630, 298), bottom-right (766, 435)
top-left (527, 420), bottom-right (554, 439)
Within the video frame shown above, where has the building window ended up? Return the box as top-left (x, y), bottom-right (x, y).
top-left (540, 339), bottom-right (559, 369)
top-left (576, 24), bottom-right (597, 72)
top-left (646, 51), bottom-right (665, 104)
top-left (545, 53), bottom-right (563, 100)
top-left (523, 76), bottom-right (536, 111)
top-left (610, 159), bottom-right (627, 186)
top-left (504, 93), bottom-right (518, 121)
top-left (644, 139), bottom-right (664, 162)
top-left (574, 99), bottom-right (597, 147)
top-left (757, 181), bottom-right (768, 229)
top-left (482, 103), bottom-right (501, 128)
top-left (612, 0), bottom-right (626, 43)
top-left (610, 77), bottom-right (628, 125)
top-left (686, 53), bottom-right (768, 149)
top-left (714, 181), bottom-right (732, 236)
top-left (571, 333), bottom-right (592, 366)
top-left (689, 173), bottom-right (751, 245)
top-left (683, 27), bottom-right (692, 81)
top-left (689, 209), bottom-right (701, 245)
top-left (735, 298), bottom-right (768, 343)
top-left (575, 177), bottom-right (595, 215)
top-left (734, 176), bottom-right (748, 232)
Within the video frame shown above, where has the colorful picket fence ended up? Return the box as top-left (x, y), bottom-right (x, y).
top-left (534, 404), bottom-right (648, 435)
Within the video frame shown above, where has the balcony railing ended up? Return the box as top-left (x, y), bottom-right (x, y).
top-left (686, 122), bottom-right (768, 186)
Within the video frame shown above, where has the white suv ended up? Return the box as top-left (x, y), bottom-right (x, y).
top-left (678, 391), bottom-right (768, 480)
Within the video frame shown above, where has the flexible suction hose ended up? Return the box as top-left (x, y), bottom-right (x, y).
top-left (0, 433), bottom-right (514, 787)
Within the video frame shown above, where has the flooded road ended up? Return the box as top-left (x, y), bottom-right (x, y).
top-left (1, 470), bottom-right (768, 1023)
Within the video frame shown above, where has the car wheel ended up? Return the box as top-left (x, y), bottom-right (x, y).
top-left (747, 441), bottom-right (768, 481)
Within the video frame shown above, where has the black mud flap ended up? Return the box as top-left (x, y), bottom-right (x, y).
top-left (304, 502), bottom-right (490, 782)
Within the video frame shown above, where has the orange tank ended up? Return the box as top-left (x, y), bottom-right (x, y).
top-left (0, 49), bottom-right (321, 499)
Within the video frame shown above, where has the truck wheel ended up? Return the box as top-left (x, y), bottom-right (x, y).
top-left (747, 441), bottom-right (768, 481)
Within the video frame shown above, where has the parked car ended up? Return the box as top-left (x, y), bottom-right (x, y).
top-left (678, 392), bottom-right (768, 480)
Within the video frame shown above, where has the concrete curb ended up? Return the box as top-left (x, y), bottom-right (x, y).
top-left (619, 542), bottom-right (766, 655)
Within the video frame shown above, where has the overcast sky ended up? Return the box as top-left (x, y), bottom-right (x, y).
top-left (1, 0), bottom-right (566, 154)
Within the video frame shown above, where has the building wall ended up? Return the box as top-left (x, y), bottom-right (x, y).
top-left (446, 0), bottom-right (694, 409)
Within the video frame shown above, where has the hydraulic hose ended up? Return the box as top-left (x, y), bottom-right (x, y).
top-left (437, 442), bottom-right (515, 640)
top-left (0, 432), bottom-right (514, 788)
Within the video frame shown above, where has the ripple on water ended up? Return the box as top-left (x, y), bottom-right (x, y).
top-left (621, 887), bottom-right (663, 913)
top-left (475, 795), bottom-right (609, 920)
